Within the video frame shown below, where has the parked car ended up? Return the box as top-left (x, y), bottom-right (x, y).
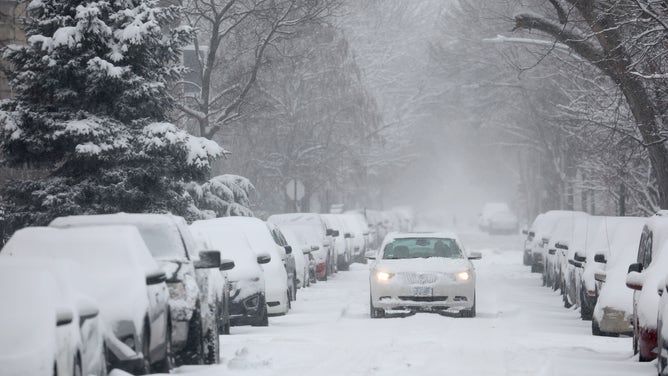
top-left (267, 222), bottom-right (298, 301)
top-left (342, 213), bottom-right (370, 263)
top-left (279, 226), bottom-right (312, 290)
top-left (559, 216), bottom-right (603, 308)
top-left (220, 217), bottom-right (291, 315)
top-left (588, 217), bottom-right (645, 334)
top-left (284, 224), bottom-right (322, 284)
top-left (322, 214), bottom-right (353, 271)
top-left (528, 210), bottom-right (588, 274)
top-left (368, 232), bottom-right (481, 318)
top-left (191, 219), bottom-right (270, 327)
top-left (0, 260), bottom-right (106, 376)
top-left (2, 226), bottom-right (171, 374)
top-left (268, 213), bottom-right (333, 281)
top-left (626, 214), bottom-right (668, 361)
top-left (478, 202), bottom-right (518, 234)
top-left (50, 213), bottom-right (225, 365)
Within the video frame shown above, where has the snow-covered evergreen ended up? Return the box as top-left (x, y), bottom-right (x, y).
top-left (185, 175), bottom-right (255, 219)
top-left (0, 0), bottom-right (223, 229)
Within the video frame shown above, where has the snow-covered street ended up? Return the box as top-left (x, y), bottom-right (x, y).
top-left (153, 232), bottom-right (656, 376)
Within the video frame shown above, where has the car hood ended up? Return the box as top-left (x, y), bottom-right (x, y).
top-left (374, 258), bottom-right (471, 274)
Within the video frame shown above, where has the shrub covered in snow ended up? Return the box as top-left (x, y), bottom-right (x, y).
top-left (0, 0), bottom-right (223, 230)
top-left (185, 174), bottom-right (255, 219)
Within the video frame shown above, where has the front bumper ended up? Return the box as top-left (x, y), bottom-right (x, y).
top-left (371, 277), bottom-right (475, 313)
top-left (229, 293), bottom-right (265, 326)
top-left (599, 307), bottom-right (633, 335)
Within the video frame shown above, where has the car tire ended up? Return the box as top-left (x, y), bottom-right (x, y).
top-left (256, 305), bottom-right (269, 326)
top-left (580, 290), bottom-right (593, 321)
top-left (369, 295), bottom-right (384, 318)
top-left (138, 326), bottom-right (151, 375)
top-left (73, 355), bottom-right (82, 376)
top-left (153, 320), bottom-right (174, 373)
top-left (461, 294), bottom-right (477, 318)
top-left (202, 304), bottom-right (220, 365)
top-left (179, 306), bottom-right (204, 366)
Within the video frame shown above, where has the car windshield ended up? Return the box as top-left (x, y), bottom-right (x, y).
top-left (382, 238), bottom-right (463, 259)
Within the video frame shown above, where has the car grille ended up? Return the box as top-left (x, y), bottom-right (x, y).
top-left (398, 272), bottom-right (439, 284)
top-left (398, 296), bottom-right (448, 302)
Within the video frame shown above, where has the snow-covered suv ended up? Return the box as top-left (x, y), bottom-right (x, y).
top-left (51, 213), bottom-right (227, 366)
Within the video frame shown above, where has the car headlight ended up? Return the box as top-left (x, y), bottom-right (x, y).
top-left (457, 271), bottom-right (471, 281)
top-left (375, 271), bottom-right (393, 282)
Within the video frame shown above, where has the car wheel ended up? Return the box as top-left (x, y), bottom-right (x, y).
top-left (256, 304), bottom-right (269, 326)
top-left (592, 318), bottom-right (603, 336)
top-left (286, 290), bottom-right (291, 312)
top-left (461, 294), bottom-right (477, 318)
top-left (72, 355), bottom-right (82, 376)
top-left (369, 295), bottom-right (384, 318)
top-left (202, 305), bottom-right (220, 365)
top-left (153, 321), bottom-right (174, 373)
top-left (179, 306), bottom-right (204, 365)
top-left (138, 326), bottom-right (151, 375)
top-left (580, 290), bottom-right (593, 321)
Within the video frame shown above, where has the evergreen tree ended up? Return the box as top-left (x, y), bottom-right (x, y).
top-left (0, 0), bottom-right (223, 230)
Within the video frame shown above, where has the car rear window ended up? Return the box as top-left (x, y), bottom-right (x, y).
top-left (382, 238), bottom-right (462, 260)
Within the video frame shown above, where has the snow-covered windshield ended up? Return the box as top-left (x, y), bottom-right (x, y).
top-left (135, 224), bottom-right (187, 259)
top-left (382, 238), bottom-right (462, 259)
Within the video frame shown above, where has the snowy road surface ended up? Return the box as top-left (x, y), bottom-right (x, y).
top-left (133, 231), bottom-right (655, 375)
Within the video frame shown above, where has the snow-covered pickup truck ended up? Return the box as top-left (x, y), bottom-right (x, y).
top-left (50, 213), bottom-right (231, 366)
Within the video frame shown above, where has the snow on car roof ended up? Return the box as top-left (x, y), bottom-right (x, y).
top-left (50, 213), bottom-right (189, 260)
top-left (387, 231), bottom-right (459, 241)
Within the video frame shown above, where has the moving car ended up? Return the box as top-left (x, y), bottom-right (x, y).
top-left (191, 219), bottom-right (270, 327)
top-left (0, 260), bottom-right (106, 376)
top-left (2, 226), bottom-right (171, 374)
top-left (478, 202), bottom-right (518, 234)
top-left (50, 213), bottom-right (225, 366)
top-left (368, 232), bottom-right (481, 318)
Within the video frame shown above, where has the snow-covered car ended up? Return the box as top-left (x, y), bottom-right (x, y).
top-left (528, 210), bottom-right (588, 274)
top-left (2, 226), bottom-right (171, 374)
top-left (559, 216), bottom-right (603, 309)
top-left (268, 213), bottom-right (333, 280)
top-left (342, 213), bottom-right (370, 263)
top-left (50, 213), bottom-right (225, 365)
top-left (523, 214), bottom-right (543, 266)
top-left (266, 222), bottom-right (298, 301)
top-left (322, 213), bottom-right (353, 271)
top-left (368, 232), bottom-right (481, 318)
top-left (478, 202), bottom-right (518, 234)
top-left (283, 224), bottom-right (322, 284)
top-left (626, 214), bottom-right (668, 361)
top-left (220, 217), bottom-right (291, 315)
top-left (191, 218), bottom-right (270, 326)
top-left (280, 226), bottom-right (312, 289)
top-left (587, 216), bottom-right (645, 334)
top-left (0, 260), bottom-right (106, 376)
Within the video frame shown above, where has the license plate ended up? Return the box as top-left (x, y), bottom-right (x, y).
top-left (413, 287), bottom-right (433, 296)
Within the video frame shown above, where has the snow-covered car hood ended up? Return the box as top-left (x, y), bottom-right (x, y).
top-left (374, 258), bottom-right (472, 274)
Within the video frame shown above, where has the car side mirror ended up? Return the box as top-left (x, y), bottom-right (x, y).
top-left (344, 233), bottom-right (353, 239)
top-left (365, 250), bottom-right (376, 260)
top-left (284, 245), bottom-right (293, 255)
top-left (195, 250), bottom-right (222, 269)
top-left (363, 232), bottom-right (370, 236)
top-left (594, 272), bottom-right (606, 283)
top-left (146, 269), bottom-right (167, 285)
top-left (521, 229), bottom-right (528, 235)
top-left (257, 253), bottom-right (271, 264)
top-left (56, 308), bottom-right (74, 326)
top-left (310, 245), bottom-right (320, 252)
top-left (594, 254), bottom-right (607, 263)
top-left (77, 299), bottom-right (100, 322)
top-left (568, 259), bottom-right (582, 268)
top-left (555, 242), bottom-right (569, 250)
top-left (626, 271), bottom-right (644, 291)
top-left (574, 251), bottom-right (586, 263)
top-left (548, 249), bottom-right (556, 255)
top-left (468, 252), bottom-right (482, 260)
top-left (628, 262), bottom-right (642, 274)
top-left (332, 230), bottom-right (340, 237)
top-left (220, 259), bottom-right (235, 271)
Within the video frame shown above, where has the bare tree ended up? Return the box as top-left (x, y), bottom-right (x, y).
top-left (176, 0), bottom-right (340, 140)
